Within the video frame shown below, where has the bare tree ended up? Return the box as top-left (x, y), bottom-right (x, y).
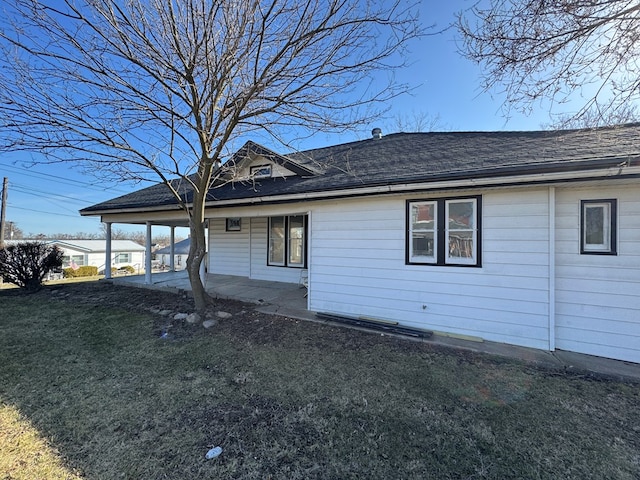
top-left (2, 221), bottom-right (24, 240)
top-left (457, 0), bottom-right (640, 128)
top-left (0, 0), bottom-right (422, 311)
top-left (391, 111), bottom-right (447, 132)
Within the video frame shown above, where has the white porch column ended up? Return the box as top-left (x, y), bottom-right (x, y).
top-left (104, 222), bottom-right (112, 280)
top-left (169, 226), bottom-right (175, 271)
top-left (145, 222), bottom-right (152, 284)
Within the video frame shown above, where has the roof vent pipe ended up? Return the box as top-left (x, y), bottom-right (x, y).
top-left (371, 127), bottom-right (382, 139)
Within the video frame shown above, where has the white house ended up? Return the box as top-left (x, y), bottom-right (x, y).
top-left (154, 237), bottom-right (190, 271)
top-left (51, 239), bottom-right (146, 273)
top-left (81, 125), bottom-right (640, 364)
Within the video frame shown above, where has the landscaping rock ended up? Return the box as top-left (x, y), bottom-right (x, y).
top-left (159, 310), bottom-right (172, 316)
top-left (173, 312), bottom-right (189, 320)
top-left (216, 311), bottom-right (232, 319)
top-left (202, 319), bottom-right (217, 329)
top-left (186, 313), bottom-right (200, 324)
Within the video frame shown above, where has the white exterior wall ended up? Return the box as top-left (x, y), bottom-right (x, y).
top-left (60, 247), bottom-right (144, 270)
top-left (555, 185), bottom-right (640, 363)
top-left (207, 215), bottom-right (303, 284)
top-left (209, 218), bottom-right (251, 276)
top-left (202, 183), bottom-right (640, 362)
top-left (309, 189), bottom-right (552, 350)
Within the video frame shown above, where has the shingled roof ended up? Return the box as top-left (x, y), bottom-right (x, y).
top-left (81, 124), bottom-right (640, 214)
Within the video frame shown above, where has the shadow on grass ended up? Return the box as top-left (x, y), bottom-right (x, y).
top-left (1, 286), bottom-right (639, 479)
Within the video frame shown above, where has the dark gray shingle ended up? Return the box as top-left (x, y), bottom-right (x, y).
top-left (81, 124), bottom-right (640, 214)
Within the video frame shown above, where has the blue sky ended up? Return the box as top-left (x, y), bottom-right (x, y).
top-left (0, 1), bottom-right (587, 237)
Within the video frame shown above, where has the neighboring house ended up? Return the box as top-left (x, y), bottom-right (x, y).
top-left (81, 124), bottom-right (640, 364)
top-left (51, 239), bottom-right (146, 273)
top-left (154, 237), bottom-right (190, 270)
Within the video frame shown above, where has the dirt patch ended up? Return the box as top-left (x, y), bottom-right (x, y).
top-left (16, 280), bottom-right (448, 357)
top-left (22, 280), bottom-right (252, 341)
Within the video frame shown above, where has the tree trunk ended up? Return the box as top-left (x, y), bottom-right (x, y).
top-left (186, 165), bottom-right (214, 313)
top-left (186, 157), bottom-right (216, 313)
top-left (187, 215), bottom-right (212, 313)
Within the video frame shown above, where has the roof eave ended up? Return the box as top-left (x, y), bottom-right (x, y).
top-left (80, 162), bottom-right (640, 217)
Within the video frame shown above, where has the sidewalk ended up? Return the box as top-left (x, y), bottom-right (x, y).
top-left (111, 271), bottom-right (640, 383)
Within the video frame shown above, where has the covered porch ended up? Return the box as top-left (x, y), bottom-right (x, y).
top-left (109, 271), bottom-right (310, 320)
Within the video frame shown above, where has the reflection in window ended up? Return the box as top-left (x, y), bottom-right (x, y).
top-left (269, 216), bottom-right (285, 265)
top-left (407, 196), bottom-right (480, 266)
top-left (268, 215), bottom-right (307, 267)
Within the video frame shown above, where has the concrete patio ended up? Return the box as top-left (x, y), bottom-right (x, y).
top-left (110, 270), bottom-right (310, 320)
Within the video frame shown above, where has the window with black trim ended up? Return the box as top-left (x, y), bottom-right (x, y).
top-left (268, 215), bottom-right (307, 267)
top-left (581, 199), bottom-right (617, 255)
top-left (407, 196), bottom-right (481, 266)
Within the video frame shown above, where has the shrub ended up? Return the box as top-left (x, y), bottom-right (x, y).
top-left (108, 265), bottom-right (135, 276)
top-left (0, 242), bottom-right (63, 291)
top-left (63, 266), bottom-right (98, 278)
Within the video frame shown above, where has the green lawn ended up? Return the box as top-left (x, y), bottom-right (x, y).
top-left (1, 286), bottom-right (639, 479)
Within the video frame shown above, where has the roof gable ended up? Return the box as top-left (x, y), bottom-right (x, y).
top-left (223, 141), bottom-right (321, 179)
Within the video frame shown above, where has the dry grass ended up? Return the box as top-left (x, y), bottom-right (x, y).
top-left (1, 284), bottom-right (639, 479)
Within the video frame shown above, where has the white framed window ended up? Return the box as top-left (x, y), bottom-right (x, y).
top-left (407, 196), bottom-right (481, 267)
top-left (115, 253), bottom-right (131, 264)
top-left (446, 199), bottom-right (478, 265)
top-left (268, 216), bottom-right (286, 266)
top-left (250, 164), bottom-right (272, 178)
top-left (268, 215), bottom-right (307, 268)
top-left (408, 201), bottom-right (437, 264)
top-left (288, 215), bottom-right (305, 266)
top-left (581, 199), bottom-right (617, 255)
top-left (63, 255), bottom-right (85, 267)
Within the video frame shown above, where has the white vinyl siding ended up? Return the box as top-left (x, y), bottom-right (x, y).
top-left (208, 218), bottom-right (250, 276)
top-left (310, 190), bottom-right (550, 350)
top-left (201, 182), bottom-right (640, 363)
top-left (555, 186), bottom-right (640, 363)
top-left (208, 214), bottom-right (305, 284)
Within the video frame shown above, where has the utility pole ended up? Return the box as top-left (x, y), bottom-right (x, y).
top-left (0, 177), bottom-right (7, 249)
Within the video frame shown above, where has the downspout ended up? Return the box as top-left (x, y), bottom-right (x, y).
top-left (306, 210), bottom-right (311, 310)
top-left (145, 222), bottom-right (152, 285)
top-left (548, 187), bottom-right (556, 351)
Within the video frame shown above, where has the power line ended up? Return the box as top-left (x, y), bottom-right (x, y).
top-left (11, 183), bottom-right (93, 205)
top-left (8, 204), bottom-right (85, 219)
top-left (10, 188), bottom-right (80, 214)
top-left (0, 163), bottom-right (133, 194)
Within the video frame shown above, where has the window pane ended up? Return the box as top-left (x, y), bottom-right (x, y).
top-left (583, 202), bottom-right (613, 253)
top-left (448, 201), bottom-right (475, 230)
top-left (585, 205), bottom-right (606, 246)
top-left (412, 232), bottom-right (435, 257)
top-left (448, 231), bottom-right (474, 259)
top-left (269, 216), bottom-right (285, 265)
top-left (446, 199), bottom-right (476, 264)
top-left (288, 215), bottom-right (305, 266)
top-left (410, 202), bottom-right (436, 262)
